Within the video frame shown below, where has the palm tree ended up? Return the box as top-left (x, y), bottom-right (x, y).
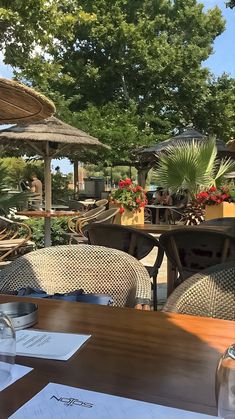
top-left (154, 138), bottom-right (235, 198)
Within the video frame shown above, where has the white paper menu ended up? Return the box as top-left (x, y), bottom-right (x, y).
top-left (9, 382), bottom-right (217, 419)
top-left (16, 330), bottom-right (91, 361)
top-left (0, 364), bottom-right (32, 392)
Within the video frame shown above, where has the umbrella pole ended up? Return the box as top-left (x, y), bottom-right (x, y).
top-left (44, 145), bottom-right (52, 247)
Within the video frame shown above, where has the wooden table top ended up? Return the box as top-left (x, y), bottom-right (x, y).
top-left (132, 223), bottom-right (232, 234)
top-left (16, 210), bottom-right (80, 218)
top-left (1, 295), bottom-right (234, 418)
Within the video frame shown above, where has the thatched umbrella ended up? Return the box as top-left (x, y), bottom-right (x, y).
top-left (141, 128), bottom-right (231, 161)
top-left (0, 116), bottom-right (109, 245)
top-left (0, 78), bottom-right (55, 124)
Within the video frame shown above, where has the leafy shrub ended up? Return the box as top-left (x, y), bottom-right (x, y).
top-left (22, 217), bottom-right (69, 248)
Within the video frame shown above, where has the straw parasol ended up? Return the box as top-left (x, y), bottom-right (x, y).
top-left (0, 116), bottom-right (109, 245)
top-left (0, 78), bottom-right (55, 124)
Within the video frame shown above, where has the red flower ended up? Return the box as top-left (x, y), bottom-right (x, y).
top-left (136, 185), bottom-right (142, 191)
top-left (210, 195), bottom-right (217, 202)
top-left (119, 207), bottom-right (125, 214)
top-left (125, 178), bottom-right (132, 185)
top-left (118, 180), bottom-right (125, 188)
top-left (221, 193), bottom-right (230, 201)
top-left (209, 186), bottom-right (217, 192)
top-left (136, 198), bottom-right (141, 204)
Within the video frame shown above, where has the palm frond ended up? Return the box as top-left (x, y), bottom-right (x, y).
top-left (154, 137), bottom-right (233, 196)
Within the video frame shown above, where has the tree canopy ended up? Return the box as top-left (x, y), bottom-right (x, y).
top-left (1, 0), bottom-right (233, 179)
top-left (226, 1), bottom-right (235, 8)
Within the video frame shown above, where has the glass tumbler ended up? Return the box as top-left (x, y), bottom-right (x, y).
top-left (0, 312), bottom-right (16, 388)
top-left (216, 344), bottom-right (235, 419)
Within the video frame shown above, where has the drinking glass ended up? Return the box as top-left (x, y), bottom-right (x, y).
top-left (0, 312), bottom-right (16, 388)
top-left (216, 344), bottom-right (235, 419)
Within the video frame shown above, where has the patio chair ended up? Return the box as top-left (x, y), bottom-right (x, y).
top-left (0, 244), bottom-right (152, 309)
top-left (95, 199), bottom-right (109, 207)
top-left (159, 227), bottom-right (235, 295)
top-left (162, 262), bottom-right (235, 321)
top-left (74, 208), bottom-right (120, 244)
top-left (0, 216), bottom-right (34, 264)
top-left (67, 205), bottom-right (106, 244)
top-left (86, 224), bottom-right (164, 310)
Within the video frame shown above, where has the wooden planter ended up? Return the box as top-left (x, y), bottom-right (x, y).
top-left (205, 202), bottom-right (235, 220)
top-left (112, 205), bottom-right (144, 226)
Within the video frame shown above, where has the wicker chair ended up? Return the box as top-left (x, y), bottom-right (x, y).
top-left (0, 244), bottom-right (151, 309)
top-left (67, 206), bottom-right (106, 244)
top-left (95, 199), bottom-right (109, 207)
top-left (72, 209), bottom-right (120, 244)
top-left (86, 224), bottom-right (164, 310)
top-left (159, 227), bottom-right (235, 295)
top-left (162, 262), bottom-right (235, 321)
top-left (0, 216), bottom-right (34, 264)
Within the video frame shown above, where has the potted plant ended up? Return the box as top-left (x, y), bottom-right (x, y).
top-left (110, 178), bottom-right (147, 225)
top-left (196, 185), bottom-right (235, 220)
top-left (154, 137), bottom-right (235, 224)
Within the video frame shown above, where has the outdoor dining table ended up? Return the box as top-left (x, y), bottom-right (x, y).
top-left (132, 223), bottom-right (232, 235)
top-left (0, 295), bottom-right (234, 418)
top-left (146, 204), bottom-right (178, 224)
top-left (16, 210), bottom-right (80, 247)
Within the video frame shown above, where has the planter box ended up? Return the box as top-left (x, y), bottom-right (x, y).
top-left (205, 202), bottom-right (235, 220)
top-left (111, 205), bottom-right (144, 226)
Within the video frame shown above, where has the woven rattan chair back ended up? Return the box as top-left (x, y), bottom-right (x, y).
top-left (95, 199), bottom-right (108, 207)
top-left (81, 205), bottom-right (106, 220)
top-left (0, 244), bottom-right (151, 308)
top-left (86, 224), bottom-right (164, 310)
top-left (93, 208), bottom-right (119, 224)
top-left (162, 262), bottom-right (235, 320)
top-left (159, 227), bottom-right (235, 291)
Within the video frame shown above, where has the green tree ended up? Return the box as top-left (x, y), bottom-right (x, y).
top-left (0, 1), bottom-right (227, 186)
top-left (226, 1), bottom-right (235, 8)
top-left (0, 157), bottom-right (44, 188)
top-left (193, 75), bottom-right (235, 143)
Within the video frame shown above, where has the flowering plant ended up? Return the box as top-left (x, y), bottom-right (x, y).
top-left (110, 178), bottom-right (147, 214)
top-left (195, 185), bottom-right (234, 206)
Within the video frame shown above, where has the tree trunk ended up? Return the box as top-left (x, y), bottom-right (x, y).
top-left (137, 167), bottom-right (150, 188)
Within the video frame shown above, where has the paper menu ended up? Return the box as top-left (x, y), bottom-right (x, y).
top-left (0, 364), bottom-right (33, 392)
top-left (9, 382), bottom-right (217, 419)
top-left (16, 330), bottom-right (91, 361)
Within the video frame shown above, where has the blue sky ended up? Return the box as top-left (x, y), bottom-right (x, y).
top-left (0, 0), bottom-right (234, 173)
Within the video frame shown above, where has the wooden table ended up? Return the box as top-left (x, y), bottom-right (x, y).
top-left (16, 210), bottom-right (80, 247)
top-left (1, 295), bottom-right (234, 418)
top-left (132, 223), bottom-right (232, 235)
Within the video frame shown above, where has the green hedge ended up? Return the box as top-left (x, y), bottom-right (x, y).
top-left (22, 217), bottom-right (69, 248)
